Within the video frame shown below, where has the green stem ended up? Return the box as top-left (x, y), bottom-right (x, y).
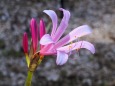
top-left (25, 53), bottom-right (30, 67)
top-left (25, 71), bottom-right (33, 86)
top-left (24, 55), bottom-right (44, 86)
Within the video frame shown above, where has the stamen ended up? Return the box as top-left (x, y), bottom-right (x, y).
top-left (76, 41), bottom-right (83, 52)
top-left (68, 45), bottom-right (72, 56)
top-left (75, 41), bottom-right (83, 58)
top-left (75, 36), bottom-right (77, 38)
top-left (70, 42), bottom-right (72, 44)
top-left (69, 45), bottom-right (72, 48)
top-left (68, 41), bottom-right (77, 55)
top-left (72, 40), bottom-right (83, 60)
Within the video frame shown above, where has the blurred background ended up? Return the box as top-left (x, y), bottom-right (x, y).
top-left (0, 0), bottom-right (115, 86)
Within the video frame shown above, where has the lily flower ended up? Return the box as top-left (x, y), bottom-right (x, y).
top-left (39, 8), bottom-right (95, 65)
top-left (23, 9), bottom-right (95, 86)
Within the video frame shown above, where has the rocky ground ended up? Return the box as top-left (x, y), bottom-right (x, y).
top-left (0, 0), bottom-right (115, 86)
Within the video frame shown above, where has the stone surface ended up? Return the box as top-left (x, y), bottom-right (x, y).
top-left (0, 0), bottom-right (115, 86)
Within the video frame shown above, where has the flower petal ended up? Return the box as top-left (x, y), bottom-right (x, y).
top-left (54, 25), bottom-right (92, 48)
top-left (53, 8), bottom-right (70, 42)
top-left (56, 51), bottom-right (68, 65)
top-left (40, 34), bottom-right (54, 45)
top-left (57, 41), bottom-right (95, 54)
top-left (43, 10), bottom-right (58, 37)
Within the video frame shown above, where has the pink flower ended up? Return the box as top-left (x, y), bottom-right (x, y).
top-left (39, 8), bottom-right (95, 65)
top-left (30, 18), bottom-right (38, 53)
top-left (23, 32), bottom-right (28, 54)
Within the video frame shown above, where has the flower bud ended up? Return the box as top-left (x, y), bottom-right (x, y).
top-left (30, 18), bottom-right (38, 53)
top-left (23, 32), bottom-right (28, 53)
top-left (39, 19), bottom-right (46, 49)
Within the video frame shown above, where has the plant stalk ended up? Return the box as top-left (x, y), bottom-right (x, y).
top-left (25, 54), bottom-right (44, 86)
top-left (25, 71), bottom-right (33, 86)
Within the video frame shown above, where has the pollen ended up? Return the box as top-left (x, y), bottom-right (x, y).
top-left (70, 42), bottom-right (73, 44)
top-left (75, 36), bottom-right (77, 38)
top-left (69, 45), bottom-right (72, 48)
top-left (76, 41), bottom-right (83, 52)
top-left (68, 45), bottom-right (72, 51)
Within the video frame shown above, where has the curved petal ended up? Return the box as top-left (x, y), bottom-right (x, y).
top-left (54, 25), bottom-right (92, 48)
top-left (53, 8), bottom-right (70, 42)
top-left (43, 10), bottom-right (58, 37)
top-left (40, 34), bottom-right (54, 45)
top-left (56, 51), bottom-right (68, 65)
top-left (57, 41), bottom-right (95, 54)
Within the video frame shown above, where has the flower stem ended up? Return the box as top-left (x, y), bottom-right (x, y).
top-left (25, 53), bottom-right (30, 67)
top-left (25, 54), bottom-right (44, 86)
top-left (25, 71), bottom-right (33, 86)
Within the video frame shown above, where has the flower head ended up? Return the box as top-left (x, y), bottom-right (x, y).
top-left (23, 9), bottom-right (95, 86)
top-left (39, 8), bottom-right (95, 65)
top-left (22, 8), bottom-right (95, 66)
